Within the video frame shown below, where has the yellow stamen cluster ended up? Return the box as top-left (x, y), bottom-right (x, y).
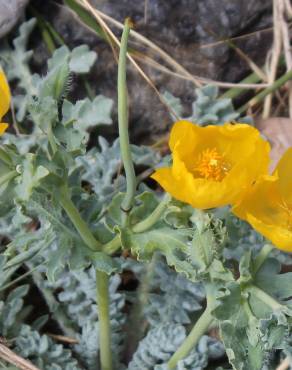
top-left (194, 148), bottom-right (229, 181)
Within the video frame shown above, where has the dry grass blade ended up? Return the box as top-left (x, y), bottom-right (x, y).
top-left (144, 0), bottom-right (149, 24)
top-left (134, 51), bottom-right (269, 88)
top-left (85, 4), bottom-right (274, 90)
top-left (281, 2), bottom-right (292, 118)
top-left (198, 25), bottom-right (278, 49)
top-left (229, 43), bottom-right (268, 82)
top-left (263, 0), bottom-right (292, 118)
top-left (47, 333), bottom-right (79, 344)
top-left (284, 0), bottom-right (292, 18)
top-left (263, 0), bottom-right (283, 118)
top-left (90, 5), bottom-right (202, 87)
top-left (0, 342), bottom-right (40, 370)
top-left (276, 356), bottom-right (290, 370)
top-left (71, 0), bottom-right (180, 120)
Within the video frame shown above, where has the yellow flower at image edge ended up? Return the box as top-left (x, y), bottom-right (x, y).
top-left (233, 148), bottom-right (292, 252)
top-left (151, 120), bottom-right (270, 209)
top-left (0, 67), bottom-right (11, 135)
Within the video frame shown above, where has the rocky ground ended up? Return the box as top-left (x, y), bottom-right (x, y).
top-left (1, 0), bottom-right (273, 141)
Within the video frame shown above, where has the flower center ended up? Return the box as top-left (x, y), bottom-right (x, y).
top-left (194, 148), bottom-right (230, 181)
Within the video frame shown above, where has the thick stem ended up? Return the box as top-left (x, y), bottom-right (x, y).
top-left (59, 186), bottom-right (102, 251)
top-left (167, 307), bottom-right (213, 369)
top-left (96, 271), bottom-right (113, 370)
top-left (118, 19), bottom-right (136, 217)
top-left (132, 193), bottom-right (171, 233)
top-left (253, 244), bottom-right (274, 273)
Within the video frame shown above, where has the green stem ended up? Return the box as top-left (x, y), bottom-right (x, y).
top-left (220, 55), bottom-right (285, 100)
top-left (167, 307), bottom-right (213, 369)
top-left (103, 193), bottom-right (171, 253)
top-left (253, 244), bottom-right (274, 273)
top-left (103, 235), bottom-right (121, 255)
top-left (118, 19), bottom-right (136, 217)
top-left (59, 185), bottom-right (113, 369)
top-left (48, 127), bottom-right (58, 155)
top-left (59, 186), bottom-right (102, 251)
top-left (220, 72), bottom-right (261, 100)
top-left (167, 285), bottom-right (215, 369)
top-left (0, 170), bottom-right (17, 187)
top-left (0, 264), bottom-right (41, 293)
top-left (96, 271), bottom-right (112, 370)
top-left (0, 148), bottom-right (12, 166)
top-left (243, 299), bottom-right (256, 322)
top-left (238, 69), bottom-right (292, 113)
top-left (248, 285), bottom-right (284, 311)
top-left (132, 193), bottom-right (171, 233)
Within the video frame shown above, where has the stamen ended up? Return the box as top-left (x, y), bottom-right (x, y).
top-left (194, 148), bottom-right (230, 181)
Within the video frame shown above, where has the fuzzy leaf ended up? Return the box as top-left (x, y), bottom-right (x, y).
top-left (69, 45), bottom-right (97, 73)
top-left (107, 191), bottom-right (159, 230)
top-left (254, 257), bottom-right (292, 302)
top-left (28, 96), bottom-right (58, 133)
top-left (92, 252), bottom-right (121, 274)
top-left (62, 96), bottom-right (113, 130)
top-left (15, 154), bottom-right (49, 201)
top-left (118, 226), bottom-right (196, 280)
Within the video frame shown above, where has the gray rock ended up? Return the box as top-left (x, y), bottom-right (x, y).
top-left (0, 0), bottom-right (29, 38)
top-left (26, 0), bottom-right (274, 141)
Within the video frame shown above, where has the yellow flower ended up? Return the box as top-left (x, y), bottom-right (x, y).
top-left (151, 120), bottom-right (270, 209)
top-left (233, 148), bottom-right (292, 252)
top-left (0, 67), bottom-right (10, 135)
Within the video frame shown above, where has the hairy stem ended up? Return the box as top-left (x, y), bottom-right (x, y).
top-left (118, 18), bottom-right (136, 219)
top-left (96, 271), bottom-right (112, 370)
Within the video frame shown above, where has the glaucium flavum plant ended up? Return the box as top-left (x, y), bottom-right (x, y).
top-left (1, 17), bottom-right (292, 370)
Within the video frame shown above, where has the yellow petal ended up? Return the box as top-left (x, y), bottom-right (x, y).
top-left (152, 121), bottom-right (271, 209)
top-left (0, 123), bottom-right (8, 135)
top-left (232, 175), bottom-right (292, 252)
top-left (0, 67), bottom-right (11, 119)
top-left (273, 147), bottom-right (292, 204)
